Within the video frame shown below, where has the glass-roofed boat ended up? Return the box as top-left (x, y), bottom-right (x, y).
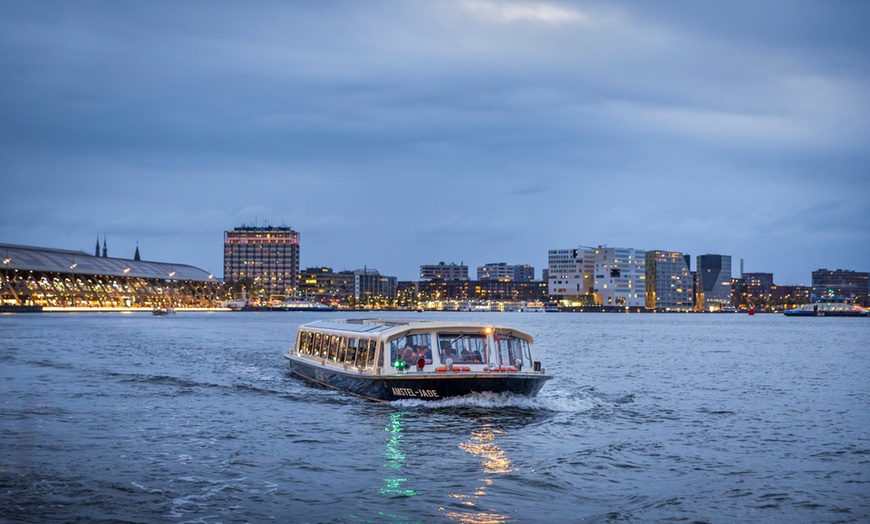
top-left (284, 319), bottom-right (552, 401)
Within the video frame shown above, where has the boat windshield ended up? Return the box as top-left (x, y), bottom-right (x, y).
top-left (389, 333), bottom-right (433, 369)
top-left (493, 333), bottom-right (532, 370)
top-left (438, 334), bottom-right (486, 364)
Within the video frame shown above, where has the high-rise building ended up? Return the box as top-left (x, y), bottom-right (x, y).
top-left (592, 247), bottom-right (646, 307)
top-left (548, 248), bottom-right (595, 300)
top-left (645, 250), bottom-right (693, 311)
top-left (223, 225), bottom-right (300, 298)
top-left (420, 262), bottom-right (468, 281)
top-left (695, 254), bottom-right (732, 311)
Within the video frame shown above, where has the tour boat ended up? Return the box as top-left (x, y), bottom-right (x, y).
top-left (284, 319), bottom-right (553, 401)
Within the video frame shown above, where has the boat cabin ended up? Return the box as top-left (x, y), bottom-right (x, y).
top-left (291, 319), bottom-right (538, 375)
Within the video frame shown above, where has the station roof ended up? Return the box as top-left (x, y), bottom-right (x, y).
top-left (0, 243), bottom-right (219, 282)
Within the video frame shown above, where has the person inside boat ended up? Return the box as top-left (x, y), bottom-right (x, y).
top-left (416, 345), bottom-right (432, 364)
top-left (440, 343), bottom-right (455, 362)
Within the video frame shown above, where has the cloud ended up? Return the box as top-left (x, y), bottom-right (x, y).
top-left (460, 0), bottom-right (589, 25)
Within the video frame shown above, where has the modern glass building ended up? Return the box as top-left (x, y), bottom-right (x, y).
top-left (223, 225), bottom-right (300, 298)
top-left (695, 254), bottom-right (733, 311)
top-left (645, 250), bottom-right (693, 311)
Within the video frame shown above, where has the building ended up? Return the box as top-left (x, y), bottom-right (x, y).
top-left (0, 243), bottom-right (223, 309)
top-left (420, 262), bottom-right (468, 281)
top-left (592, 247), bottom-right (646, 307)
top-left (645, 250), bottom-right (693, 311)
top-left (733, 272), bottom-right (774, 308)
top-left (477, 263), bottom-right (535, 282)
top-left (417, 279), bottom-right (547, 303)
top-left (548, 248), bottom-right (595, 302)
top-left (223, 225), bottom-right (300, 298)
top-left (812, 268), bottom-right (869, 305)
top-left (354, 268), bottom-right (398, 305)
top-left (695, 254), bottom-right (733, 311)
top-left (297, 267), bottom-right (355, 302)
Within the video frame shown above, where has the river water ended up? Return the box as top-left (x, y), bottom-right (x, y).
top-left (1, 311), bottom-right (867, 523)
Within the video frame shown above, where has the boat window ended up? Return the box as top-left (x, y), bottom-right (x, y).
top-left (299, 331), bottom-right (314, 356)
top-left (313, 333), bottom-right (323, 358)
top-left (355, 339), bottom-right (369, 368)
top-left (494, 333), bottom-right (531, 368)
top-left (297, 331), bottom-right (309, 355)
top-left (389, 333), bottom-right (433, 368)
top-left (337, 337), bottom-right (348, 363)
top-left (366, 340), bottom-right (379, 368)
top-left (438, 333), bottom-right (486, 364)
top-left (345, 337), bottom-right (358, 365)
top-left (326, 335), bottom-right (339, 361)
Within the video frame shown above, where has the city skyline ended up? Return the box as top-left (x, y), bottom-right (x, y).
top-left (2, 2), bottom-right (868, 285)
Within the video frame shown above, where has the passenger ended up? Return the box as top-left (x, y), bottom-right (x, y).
top-left (460, 349), bottom-right (472, 362)
top-left (418, 345), bottom-right (433, 364)
top-left (472, 350), bottom-right (482, 363)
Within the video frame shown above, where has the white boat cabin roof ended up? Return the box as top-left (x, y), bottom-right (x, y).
top-left (297, 318), bottom-right (533, 341)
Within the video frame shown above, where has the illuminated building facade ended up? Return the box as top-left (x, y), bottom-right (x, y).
top-left (695, 254), bottom-right (732, 311)
top-left (592, 247), bottom-right (646, 307)
top-left (223, 225), bottom-right (300, 298)
top-left (420, 262), bottom-right (468, 281)
top-left (548, 248), bottom-right (594, 300)
top-left (645, 250), bottom-right (693, 311)
top-left (0, 243), bottom-right (223, 309)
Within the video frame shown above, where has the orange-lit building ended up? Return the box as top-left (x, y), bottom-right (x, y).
top-left (223, 225), bottom-right (300, 298)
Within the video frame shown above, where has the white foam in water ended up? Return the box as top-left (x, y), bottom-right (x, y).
top-left (390, 390), bottom-right (598, 412)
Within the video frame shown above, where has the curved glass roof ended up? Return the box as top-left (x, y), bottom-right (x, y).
top-left (0, 243), bottom-right (219, 282)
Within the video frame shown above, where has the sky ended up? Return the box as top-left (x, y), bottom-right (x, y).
top-left (1, 1), bottom-right (868, 285)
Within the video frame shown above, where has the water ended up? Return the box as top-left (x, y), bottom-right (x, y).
top-left (1, 311), bottom-right (868, 523)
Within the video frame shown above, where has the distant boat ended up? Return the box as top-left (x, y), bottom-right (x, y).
top-left (241, 297), bottom-right (335, 312)
top-left (152, 307), bottom-right (175, 316)
top-left (784, 297), bottom-right (868, 317)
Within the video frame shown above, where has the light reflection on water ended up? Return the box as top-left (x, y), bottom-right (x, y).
top-left (446, 421), bottom-right (515, 523)
top-left (380, 411), bottom-right (421, 498)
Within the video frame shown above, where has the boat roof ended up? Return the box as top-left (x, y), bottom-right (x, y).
top-left (297, 318), bottom-right (533, 341)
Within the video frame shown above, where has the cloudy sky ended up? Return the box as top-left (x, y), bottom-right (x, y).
top-left (1, 1), bottom-right (868, 284)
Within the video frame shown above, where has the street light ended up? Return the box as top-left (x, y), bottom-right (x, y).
top-left (70, 262), bottom-right (78, 307)
top-left (2, 256), bottom-right (11, 305)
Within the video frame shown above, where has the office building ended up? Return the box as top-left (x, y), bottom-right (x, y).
top-left (645, 250), bottom-right (693, 311)
top-left (812, 268), bottom-right (869, 305)
top-left (477, 263), bottom-right (535, 282)
top-left (592, 247), bottom-right (646, 307)
top-left (420, 262), bottom-right (468, 281)
top-left (695, 254), bottom-right (733, 311)
top-left (548, 248), bottom-right (595, 300)
top-left (223, 225), bottom-right (300, 298)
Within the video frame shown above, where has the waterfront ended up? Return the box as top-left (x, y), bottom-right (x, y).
top-left (1, 312), bottom-right (868, 522)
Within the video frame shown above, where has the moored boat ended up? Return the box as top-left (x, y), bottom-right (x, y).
top-left (784, 300), bottom-right (868, 317)
top-left (284, 319), bottom-right (553, 401)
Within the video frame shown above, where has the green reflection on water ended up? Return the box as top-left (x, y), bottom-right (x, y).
top-left (379, 411), bottom-right (421, 497)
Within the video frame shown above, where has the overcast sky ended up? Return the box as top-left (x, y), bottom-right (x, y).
top-left (2, 1), bottom-right (868, 284)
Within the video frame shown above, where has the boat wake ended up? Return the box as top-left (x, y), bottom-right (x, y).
top-left (389, 389), bottom-right (600, 413)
